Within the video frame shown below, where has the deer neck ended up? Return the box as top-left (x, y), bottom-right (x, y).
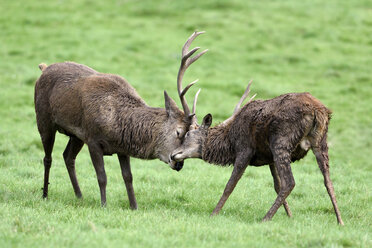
top-left (202, 122), bottom-right (235, 166)
top-left (117, 106), bottom-right (168, 159)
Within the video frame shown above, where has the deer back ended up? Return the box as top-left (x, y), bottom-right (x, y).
top-left (35, 62), bottom-right (175, 157)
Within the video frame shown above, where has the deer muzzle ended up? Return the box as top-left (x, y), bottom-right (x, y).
top-left (174, 161), bottom-right (184, 171)
top-left (170, 151), bottom-right (184, 162)
top-left (168, 155), bottom-right (184, 171)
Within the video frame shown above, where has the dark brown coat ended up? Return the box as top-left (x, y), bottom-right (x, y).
top-left (35, 62), bottom-right (188, 208)
top-left (202, 93), bottom-right (329, 166)
top-left (171, 92), bottom-right (344, 225)
top-left (35, 32), bottom-right (207, 208)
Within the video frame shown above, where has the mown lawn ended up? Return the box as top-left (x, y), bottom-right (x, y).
top-left (0, 0), bottom-right (371, 247)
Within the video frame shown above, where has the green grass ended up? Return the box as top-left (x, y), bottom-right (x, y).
top-left (0, 0), bottom-right (371, 247)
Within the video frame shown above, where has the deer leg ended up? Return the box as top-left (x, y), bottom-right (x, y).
top-left (263, 153), bottom-right (295, 222)
top-left (118, 154), bottom-right (137, 210)
top-left (211, 152), bottom-right (251, 216)
top-left (40, 129), bottom-right (56, 198)
top-left (269, 163), bottom-right (292, 217)
top-left (312, 143), bottom-right (344, 225)
top-left (88, 143), bottom-right (107, 207)
top-left (63, 137), bottom-right (84, 198)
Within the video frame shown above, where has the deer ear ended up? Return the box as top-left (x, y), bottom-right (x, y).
top-left (164, 91), bottom-right (179, 118)
top-left (201, 113), bottom-right (212, 128)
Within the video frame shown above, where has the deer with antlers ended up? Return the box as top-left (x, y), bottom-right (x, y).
top-left (171, 81), bottom-right (344, 225)
top-left (34, 32), bottom-right (207, 207)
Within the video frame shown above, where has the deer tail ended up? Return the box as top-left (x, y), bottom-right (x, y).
top-left (38, 63), bottom-right (48, 71)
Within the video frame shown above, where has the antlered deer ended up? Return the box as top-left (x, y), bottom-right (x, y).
top-left (171, 81), bottom-right (344, 225)
top-left (34, 31), bottom-right (208, 208)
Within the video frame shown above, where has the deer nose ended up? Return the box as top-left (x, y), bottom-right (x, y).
top-left (174, 161), bottom-right (184, 171)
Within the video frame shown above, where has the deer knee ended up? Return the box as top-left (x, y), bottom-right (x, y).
top-left (43, 157), bottom-right (52, 168)
top-left (97, 175), bottom-right (107, 188)
top-left (279, 175), bottom-right (295, 194)
top-left (312, 149), bottom-right (330, 172)
top-left (287, 178), bottom-right (295, 191)
top-left (274, 182), bottom-right (281, 194)
top-left (63, 156), bottom-right (75, 168)
top-left (121, 170), bottom-right (133, 182)
top-left (125, 174), bottom-right (133, 183)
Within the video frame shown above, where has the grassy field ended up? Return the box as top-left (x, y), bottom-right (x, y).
top-left (0, 0), bottom-right (371, 247)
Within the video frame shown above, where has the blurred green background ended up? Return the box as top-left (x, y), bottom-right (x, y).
top-left (0, 0), bottom-right (371, 247)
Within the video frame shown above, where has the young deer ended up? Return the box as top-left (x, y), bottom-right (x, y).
top-left (34, 31), bottom-right (208, 208)
top-left (171, 81), bottom-right (344, 225)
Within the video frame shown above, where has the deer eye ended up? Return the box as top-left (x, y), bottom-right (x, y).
top-left (185, 132), bottom-right (189, 138)
top-left (176, 127), bottom-right (185, 138)
top-left (176, 129), bottom-right (184, 138)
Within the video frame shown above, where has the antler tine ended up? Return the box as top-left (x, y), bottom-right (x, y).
top-left (192, 88), bottom-right (201, 116)
top-left (248, 93), bottom-right (257, 103)
top-left (188, 88), bottom-right (201, 129)
top-left (180, 79), bottom-right (198, 98)
top-left (220, 80), bottom-right (256, 127)
top-left (188, 49), bottom-right (208, 67)
top-left (177, 31), bottom-right (207, 118)
top-left (233, 80), bottom-right (253, 114)
top-left (182, 31), bottom-right (205, 56)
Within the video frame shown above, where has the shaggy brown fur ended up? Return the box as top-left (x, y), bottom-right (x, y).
top-left (35, 62), bottom-right (192, 208)
top-left (171, 92), bottom-right (344, 225)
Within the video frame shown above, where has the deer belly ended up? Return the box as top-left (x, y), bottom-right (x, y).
top-left (250, 138), bottom-right (311, 166)
top-left (56, 124), bottom-right (85, 141)
top-left (250, 151), bottom-right (274, 166)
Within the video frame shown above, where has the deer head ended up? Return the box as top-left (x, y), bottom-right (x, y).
top-left (170, 114), bottom-right (212, 163)
top-left (170, 81), bottom-right (255, 165)
top-left (156, 91), bottom-right (190, 171)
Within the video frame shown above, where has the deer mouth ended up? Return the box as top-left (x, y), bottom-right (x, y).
top-left (168, 156), bottom-right (184, 171)
top-left (174, 161), bottom-right (184, 171)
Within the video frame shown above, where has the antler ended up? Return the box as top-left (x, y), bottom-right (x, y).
top-left (177, 31), bottom-right (208, 120)
top-left (232, 80), bottom-right (256, 114)
top-left (221, 80), bottom-right (256, 126)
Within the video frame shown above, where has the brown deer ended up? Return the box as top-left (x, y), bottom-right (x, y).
top-left (34, 31), bottom-right (208, 208)
top-left (171, 81), bottom-right (344, 225)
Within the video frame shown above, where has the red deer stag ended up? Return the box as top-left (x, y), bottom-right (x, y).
top-left (171, 81), bottom-right (344, 225)
top-left (34, 31), bottom-right (208, 208)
